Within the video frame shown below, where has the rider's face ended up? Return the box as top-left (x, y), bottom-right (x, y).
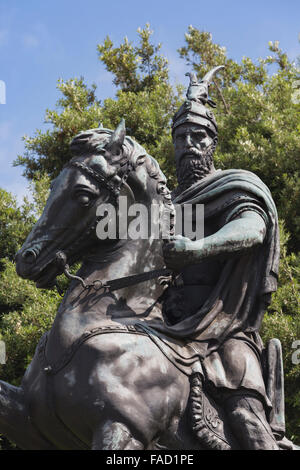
top-left (173, 124), bottom-right (214, 168)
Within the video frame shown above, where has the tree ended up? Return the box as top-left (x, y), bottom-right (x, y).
top-left (0, 189), bottom-right (34, 263)
top-left (14, 25), bottom-right (182, 187)
top-left (0, 179), bottom-right (63, 384)
top-left (261, 222), bottom-right (300, 441)
top-left (14, 78), bottom-right (102, 181)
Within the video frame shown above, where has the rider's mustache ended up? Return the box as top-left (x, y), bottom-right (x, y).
top-left (181, 147), bottom-right (204, 158)
top-left (179, 145), bottom-right (212, 164)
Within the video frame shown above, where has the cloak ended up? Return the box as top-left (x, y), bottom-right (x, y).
top-left (138, 168), bottom-right (280, 364)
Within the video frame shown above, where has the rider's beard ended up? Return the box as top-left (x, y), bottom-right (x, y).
top-left (176, 146), bottom-right (215, 191)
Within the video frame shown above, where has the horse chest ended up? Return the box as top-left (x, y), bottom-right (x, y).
top-left (23, 341), bottom-right (100, 449)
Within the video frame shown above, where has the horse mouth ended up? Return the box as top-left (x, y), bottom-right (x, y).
top-left (31, 259), bottom-right (62, 289)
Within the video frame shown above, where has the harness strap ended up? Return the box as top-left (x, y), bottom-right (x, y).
top-left (67, 161), bottom-right (128, 198)
top-left (38, 324), bottom-right (148, 376)
top-left (55, 251), bottom-right (173, 292)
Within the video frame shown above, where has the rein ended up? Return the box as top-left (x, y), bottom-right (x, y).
top-left (55, 250), bottom-right (172, 293)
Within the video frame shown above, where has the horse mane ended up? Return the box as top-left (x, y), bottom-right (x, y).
top-left (70, 128), bottom-right (175, 238)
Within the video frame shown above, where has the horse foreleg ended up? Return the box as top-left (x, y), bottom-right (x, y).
top-left (0, 380), bottom-right (55, 449)
top-left (92, 420), bottom-right (144, 450)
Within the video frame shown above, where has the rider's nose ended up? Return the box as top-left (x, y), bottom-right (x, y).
top-left (185, 134), bottom-right (192, 147)
top-left (22, 249), bottom-right (37, 264)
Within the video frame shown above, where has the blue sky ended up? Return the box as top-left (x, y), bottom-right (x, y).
top-left (0, 0), bottom-right (299, 204)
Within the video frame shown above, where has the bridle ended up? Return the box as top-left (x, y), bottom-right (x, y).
top-left (54, 158), bottom-right (173, 294)
top-left (67, 159), bottom-right (133, 199)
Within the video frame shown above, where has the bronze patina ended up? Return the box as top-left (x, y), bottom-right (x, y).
top-left (0, 68), bottom-right (297, 450)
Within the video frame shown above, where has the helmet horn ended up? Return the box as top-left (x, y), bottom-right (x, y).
top-left (186, 65), bottom-right (224, 105)
top-left (201, 65), bottom-right (225, 86)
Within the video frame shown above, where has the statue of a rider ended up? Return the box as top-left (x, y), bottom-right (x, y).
top-left (161, 67), bottom-right (292, 450)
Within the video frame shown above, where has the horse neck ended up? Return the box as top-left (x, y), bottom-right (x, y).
top-left (45, 236), bottom-right (165, 363)
top-left (59, 167), bottom-right (172, 316)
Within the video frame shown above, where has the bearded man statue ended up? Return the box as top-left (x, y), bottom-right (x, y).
top-left (159, 67), bottom-right (294, 450)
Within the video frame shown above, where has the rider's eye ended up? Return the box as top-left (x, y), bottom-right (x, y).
top-left (194, 131), bottom-right (206, 139)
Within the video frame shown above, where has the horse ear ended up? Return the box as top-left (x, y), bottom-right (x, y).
top-left (106, 119), bottom-right (126, 154)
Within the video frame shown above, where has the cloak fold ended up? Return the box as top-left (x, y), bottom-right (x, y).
top-left (139, 169), bottom-right (280, 360)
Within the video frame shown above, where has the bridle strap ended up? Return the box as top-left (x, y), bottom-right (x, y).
top-left (67, 159), bottom-right (133, 198)
top-left (59, 158), bottom-right (134, 258)
top-left (55, 251), bottom-right (173, 294)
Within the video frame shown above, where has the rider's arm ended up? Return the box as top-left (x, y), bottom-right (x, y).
top-left (163, 210), bottom-right (267, 271)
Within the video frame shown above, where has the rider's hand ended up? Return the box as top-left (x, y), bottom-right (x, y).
top-left (276, 436), bottom-right (296, 450)
top-left (163, 235), bottom-right (196, 271)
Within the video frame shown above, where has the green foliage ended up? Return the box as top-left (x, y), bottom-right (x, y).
top-left (100, 84), bottom-right (180, 186)
top-left (261, 308), bottom-right (300, 443)
top-left (0, 259), bottom-right (60, 385)
top-left (14, 26), bottom-right (182, 187)
top-left (28, 172), bottom-right (51, 217)
top-left (97, 24), bottom-right (182, 183)
top-left (97, 24), bottom-right (169, 93)
top-left (261, 222), bottom-right (300, 443)
top-left (267, 222), bottom-right (300, 317)
top-left (14, 78), bottom-right (102, 180)
top-left (0, 189), bottom-right (34, 262)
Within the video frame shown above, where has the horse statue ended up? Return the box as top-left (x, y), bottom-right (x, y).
top-left (0, 121), bottom-right (286, 450)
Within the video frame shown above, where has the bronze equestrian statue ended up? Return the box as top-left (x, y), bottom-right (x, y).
top-left (0, 68), bottom-right (296, 450)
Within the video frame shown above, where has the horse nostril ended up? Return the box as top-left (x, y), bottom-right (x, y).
top-left (22, 249), bottom-right (37, 264)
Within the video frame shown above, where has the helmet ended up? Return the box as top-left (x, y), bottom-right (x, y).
top-left (172, 66), bottom-right (224, 136)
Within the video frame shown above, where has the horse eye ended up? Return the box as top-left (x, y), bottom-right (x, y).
top-left (77, 192), bottom-right (93, 206)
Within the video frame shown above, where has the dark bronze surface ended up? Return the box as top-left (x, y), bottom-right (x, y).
top-left (0, 70), bottom-right (297, 450)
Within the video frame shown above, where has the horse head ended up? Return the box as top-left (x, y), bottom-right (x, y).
top-left (15, 120), bottom-right (174, 291)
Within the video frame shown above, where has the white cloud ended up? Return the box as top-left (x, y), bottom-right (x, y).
top-left (0, 125), bottom-right (30, 205)
top-left (163, 49), bottom-right (188, 91)
top-left (2, 176), bottom-right (31, 206)
top-left (22, 33), bottom-right (40, 48)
